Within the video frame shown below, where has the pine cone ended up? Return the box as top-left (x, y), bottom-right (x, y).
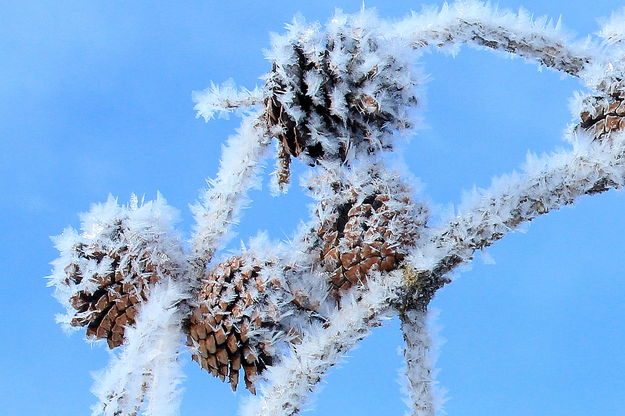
top-left (64, 240), bottom-right (158, 348)
top-left (263, 15), bottom-right (419, 166)
top-left (50, 196), bottom-right (182, 349)
top-left (318, 190), bottom-right (422, 298)
top-left (186, 256), bottom-right (289, 393)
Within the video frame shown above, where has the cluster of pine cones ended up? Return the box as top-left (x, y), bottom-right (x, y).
top-left (184, 166), bottom-right (425, 390)
top-left (54, 14), bottom-right (427, 394)
top-left (56, 168), bottom-right (423, 392)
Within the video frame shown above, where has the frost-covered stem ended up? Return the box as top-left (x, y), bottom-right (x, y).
top-left (243, 271), bottom-right (404, 416)
top-left (395, 1), bottom-right (598, 76)
top-left (400, 309), bottom-right (437, 416)
top-left (193, 82), bottom-right (263, 121)
top-left (191, 111), bottom-right (270, 271)
top-left (142, 312), bottom-right (185, 416)
top-left (407, 130), bottom-right (625, 294)
top-left (91, 279), bottom-right (186, 416)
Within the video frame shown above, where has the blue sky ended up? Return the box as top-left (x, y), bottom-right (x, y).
top-left (2, 0), bottom-right (625, 415)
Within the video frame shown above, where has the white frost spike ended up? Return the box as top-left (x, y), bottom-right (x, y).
top-left (193, 79), bottom-right (263, 121)
top-left (400, 309), bottom-right (445, 416)
top-left (91, 278), bottom-right (186, 416)
top-left (598, 7), bottom-right (625, 47)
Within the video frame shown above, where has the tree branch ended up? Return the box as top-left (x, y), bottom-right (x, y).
top-left (406, 130), bottom-right (625, 295)
top-left (190, 111), bottom-right (271, 273)
top-left (400, 308), bottom-right (442, 416)
top-left (395, 0), bottom-right (598, 76)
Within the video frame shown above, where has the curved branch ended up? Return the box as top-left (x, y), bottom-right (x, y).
top-left (394, 1), bottom-right (599, 76)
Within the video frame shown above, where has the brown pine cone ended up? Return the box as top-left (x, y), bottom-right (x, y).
top-left (64, 243), bottom-right (159, 348)
top-left (318, 191), bottom-right (420, 298)
top-left (186, 256), bottom-right (288, 393)
top-left (52, 197), bottom-right (182, 350)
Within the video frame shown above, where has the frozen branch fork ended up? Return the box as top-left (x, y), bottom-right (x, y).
top-left (47, 2), bottom-right (625, 415)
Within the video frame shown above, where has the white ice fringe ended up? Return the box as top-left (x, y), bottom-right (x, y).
top-left (598, 7), bottom-right (625, 47)
top-left (91, 278), bottom-right (186, 416)
top-left (191, 111), bottom-right (270, 266)
top-left (400, 309), bottom-right (445, 416)
top-left (394, 0), bottom-right (599, 76)
top-left (240, 270), bottom-right (404, 416)
top-left (193, 79), bottom-right (263, 121)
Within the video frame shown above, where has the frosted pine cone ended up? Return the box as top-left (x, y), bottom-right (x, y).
top-left (63, 243), bottom-right (158, 348)
top-left (264, 12), bottom-right (421, 168)
top-left (49, 195), bottom-right (183, 349)
top-left (315, 171), bottom-right (426, 297)
top-left (187, 256), bottom-right (299, 392)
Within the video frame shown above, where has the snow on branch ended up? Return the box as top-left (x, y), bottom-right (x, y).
top-left (193, 79), bottom-right (264, 121)
top-left (598, 7), bottom-right (625, 47)
top-left (406, 128), bottom-right (625, 292)
top-left (240, 270), bottom-right (404, 416)
top-left (91, 278), bottom-right (187, 416)
top-left (394, 0), bottom-right (598, 76)
top-left (190, 111), bottom-right (270, 269)
top-left (400, 309), bottom-right (444, 416)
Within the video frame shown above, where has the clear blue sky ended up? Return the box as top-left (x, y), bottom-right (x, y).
top-left (2, 0), bottom-right (625, 415)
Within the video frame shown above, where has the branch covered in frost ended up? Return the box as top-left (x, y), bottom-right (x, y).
top-left (241, 271), bottom-right (404, 416)
top-left (193, 80), bottom-right (264, 121)
top-left (400, 309), bottom-right (444, 416)
top-left (91, 278), bottom-right (186, 416)
top-left (394, 0), bottom-right (598, 76)
top-left (48, 195), bottom-right (188, 416)
top-left (407, 126), bottom-right (625, 293)
top-left (191, 111), bottom-right (270, 269)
